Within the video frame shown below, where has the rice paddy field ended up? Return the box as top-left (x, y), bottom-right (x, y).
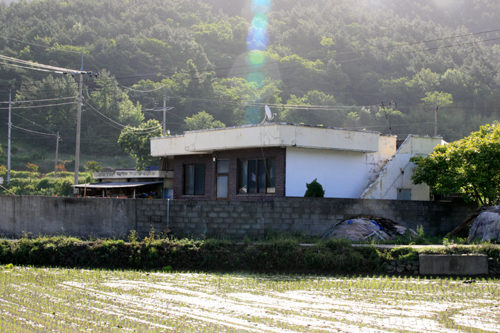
top-left (1, 267), bottom-right (499, 332)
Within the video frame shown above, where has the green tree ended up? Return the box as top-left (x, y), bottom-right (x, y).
top-left (85, 161), bottom-right (102, 173)
top-left (117, 119), bottom-right (162, 170)
top-left (183, 111), bottom-right (226, 131)
top-left (411, 124), bottom-right (500, 205)
top-left (0, 143), bottom-right (3, 157)
top-left (85, 161), bottom-right (102, 182)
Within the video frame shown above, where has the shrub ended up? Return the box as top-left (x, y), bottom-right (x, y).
top-left (304, 178), bottom-right (325, 197)
top-left (57, 178), bottom-right (73, 196)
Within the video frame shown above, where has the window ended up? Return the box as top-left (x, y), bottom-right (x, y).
top-left (216, 160), bottom-right (229, 199)
top-left (184, 164), bottom-right (205, 195)
top-left (397, 189), bottom-right (411, 200)
top-left (238, 158), bottom-right (275, 194)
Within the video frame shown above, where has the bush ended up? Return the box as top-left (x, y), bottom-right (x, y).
top-left (57, 178), bottom-right (73, 196)
top-left (304, 178), bottom-right (325, 197)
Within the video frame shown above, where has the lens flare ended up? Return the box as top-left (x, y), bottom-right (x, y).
top-left (248, 72), bottom-right (264, 87)
top-left (251, 0), bottom-right (271, 14)
top-left (249, 50), bottom-right (265, 65)
top-left (244, 107), bottom-right (262, 124)
top-left (246, 28), bottom-right (269, 51)
top-left (251, 14), bottom-right (268, 30)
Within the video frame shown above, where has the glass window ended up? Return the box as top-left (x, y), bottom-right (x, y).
top-left (217, 160), bottom-right (229, 173)
top-left (216, 160), bottom-right (229, 199)
top-left (184, 164), bottom-right (205, 195)
top-left (238, 158), bottom-right (276, 194)
top-left (267, 159), bottom-right (276, 193)
top-left (217, 176), bottom-right (228, 199)
top-left (239, 160), bottom-right (248, 194)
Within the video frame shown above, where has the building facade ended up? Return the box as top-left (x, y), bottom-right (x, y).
top-left (150, 123), bottom-right (443, 201)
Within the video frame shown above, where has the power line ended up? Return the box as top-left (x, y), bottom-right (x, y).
top-left (0, 101), bottom-right (77, 110)
top-left (11, 124), bottom-right (57, 137)
top-left (11, 113), bottom-right (56, 134)
top-left (11, 96), bottom-right (77, 104)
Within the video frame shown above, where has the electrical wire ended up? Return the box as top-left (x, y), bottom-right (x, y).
top-left (11, 96), bottom-right (77, 103)
top-left (119, 84), bottom-right (166, 93)
top-left (83, 100), bottom-right (127, 129)
top-left (11, 124), bottom-right (57, 137)
top-left (0, 101), bottom-right (77, 110)
top-left (0, 60), bottom-right (66, 74)
top-left (11, 113), bottom-right (56, 134)
top-left (0, 54), bottom-right (77, 73)
top-left (83, 99), bottom-right (162, 131)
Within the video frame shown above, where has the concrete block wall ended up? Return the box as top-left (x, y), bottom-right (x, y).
top-left (136, 197), bottom-right (478, 239)
top-left (0, 196), bottom-right (137, 239)
top-left (0, 195), bottom-right (477, 240)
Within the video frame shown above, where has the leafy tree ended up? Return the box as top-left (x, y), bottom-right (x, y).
top-left (411, 124), bottom-right (500, 206)
top-left (26, 163), bottom-right (39, 174)
top-left (0, 143), bottom-right (3, 157)
top-left (85, 161), bottom-right (102, 180)
top-left (183, 111), bottom-right (226, 131)
top-left (117, 119), bottom-right (162, 170)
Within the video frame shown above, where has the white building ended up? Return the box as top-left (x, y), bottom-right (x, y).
top-left (150, 123), bottom-right (443, 201)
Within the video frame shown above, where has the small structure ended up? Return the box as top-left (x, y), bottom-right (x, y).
top-left (150, 123), bottom-right (443, 201)
top-left (73, 168), bottom-right (173, 198)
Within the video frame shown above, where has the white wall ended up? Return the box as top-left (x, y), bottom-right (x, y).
top-left (285, 147), bottom-right (391, 198)
top-left (361, 136), bottom-right (444, 200)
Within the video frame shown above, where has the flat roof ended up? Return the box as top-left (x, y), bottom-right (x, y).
top-left (72, 181), bottom-right (163, 189)
top-left (151, 123), bottom-right (388, 156)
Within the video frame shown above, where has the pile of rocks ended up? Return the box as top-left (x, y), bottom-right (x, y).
top-left (385, 259), bottom-right (419, 274)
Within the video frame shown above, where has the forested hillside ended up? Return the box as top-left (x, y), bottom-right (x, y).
top-left (1, 0), bottom-right (500, 158)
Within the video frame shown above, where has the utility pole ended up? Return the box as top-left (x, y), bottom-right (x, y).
top-left (73, 55), bottom-right (84, 192)
top-left (434, 95), bottom-right (438, 137)
top-left (163, 86), bottom-right (167, 136)
top-left (7, 89), bottom-right (11, 183)
top-left (380, 101), bottom-right (392, 135)
top-left (54, 132), bottom-right (60, 179)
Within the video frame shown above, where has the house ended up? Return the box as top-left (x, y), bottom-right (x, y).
top-left (72, 168), bottom-right (173, 198)
top-left (150, 123), bottom-right (444, 201)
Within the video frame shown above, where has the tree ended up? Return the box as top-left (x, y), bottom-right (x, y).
top-left (85, 161), bottom-right (102, 173)
top-left (183, 111), bottom-right (226, 131)
top-left (411, 124), bottom-right (500, 206)
top-left (117, 119), bottom-right (163, 170)
top-left (0, 143), bottom-right (3, 157)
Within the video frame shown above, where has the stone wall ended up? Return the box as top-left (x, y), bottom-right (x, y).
top-left (0, 195), bottom-right (477, 239)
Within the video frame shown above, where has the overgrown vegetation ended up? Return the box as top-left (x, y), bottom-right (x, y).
top-left (0, 169), bottom-right (91, 196)
top-left (0, 234), bottom-right (497, 273)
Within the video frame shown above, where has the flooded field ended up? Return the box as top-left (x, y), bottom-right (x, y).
top-left (0, 267), bottom-right (499, 332)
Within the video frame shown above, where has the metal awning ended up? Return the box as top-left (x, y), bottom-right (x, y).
top-left (72, 181), bottom-right (163, 189)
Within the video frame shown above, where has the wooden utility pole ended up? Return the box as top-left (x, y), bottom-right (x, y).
top-left (73, 56), bottom-right (84, 192)
top-left (163, 86), bottom-right (167, 136)
top-left (7, 89), bottom-right (11, 183)
top-left (54, 132), bottom-right (60, 179)
top-left (434, 95), bottom-right (438, 136)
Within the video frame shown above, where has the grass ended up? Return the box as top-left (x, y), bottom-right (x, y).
top-left (0, 266), bottom-right (499, 332)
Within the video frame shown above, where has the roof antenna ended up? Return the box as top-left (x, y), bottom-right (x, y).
top-left (261, 105), bottom-right (276, 124)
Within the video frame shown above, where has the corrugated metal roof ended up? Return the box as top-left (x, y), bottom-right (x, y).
top-left (72, 181), bottom-right (163, 189)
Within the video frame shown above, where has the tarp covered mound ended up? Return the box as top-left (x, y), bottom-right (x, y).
top-left (323, 216), bottom-right (415, 241)
top-left (468, 207), bottom-right (500, 242)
